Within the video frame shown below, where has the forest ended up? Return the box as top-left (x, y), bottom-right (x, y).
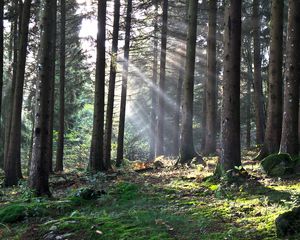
top-left (0, 0), bottom-right (299, 239)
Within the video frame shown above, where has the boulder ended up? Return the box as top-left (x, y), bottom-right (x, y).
top-left (276, 207), bottom-right (300, 238)
top-left (74, 188), bottom-right (106, 200)
top-left (261, 153), bottom-right (294, 177)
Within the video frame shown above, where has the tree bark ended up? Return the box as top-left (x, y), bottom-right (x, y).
top-left (156, 0), bottom-right (168, 156)
top-left (47, 0), bottom-right (57, 174)
top-left (116, 0), bottom-right (132, 167)
top-left (89, 0), bottom-right (106, 172)
top-left (217, 0), bottom-right (242, 175)
top-left (4, 0), bottom-right (31, 186)
top-left (259, 0), bottom-right (284, 158)
top-left (252, 0), bottom-right (265, 145)
top-left (279, 0), bottom-right (300, 156)
top-left (104, 0), bottom-right (120, 169)
top-left (178, 0), bottom-right (198, 164)
top-left (149, 0), bottom-right (158, 160)
top-left (29, 0), bottom-right (55, 196)
top-left (204, 0), bottom-right (217, 155)
top-left (55, 0), bottom-right (66, 172)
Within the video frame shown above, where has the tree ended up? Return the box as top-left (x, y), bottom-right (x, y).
top-left (46, 0), bottom-right (57, 173)
top-left (29, 0), bottom-right (56, 196)
top-left (156, 0), bottom-right (168, 156)
top-left (149, 0), bottom-right (158, 160)
top-left (178, 0), bottom-right (198, 164)
top-left (204, 0), bottom-right (217, 155)
top-left (252, 0), bottom-right (265, 145)
top-left (279, 0), bottom-right (300, 156)
top-left (89, 0), bottom-right (106, 171)
top-left (215, 0), bottom-right (242, 176)
top-left (104, 0), bottom-right (121, 169)
top-left (55, 0), bottom-right (66, 172)
top-left (0, 0), bottom-right (3, 132)
top-left (4, 0), bottom-right (32, 186)
top-left (116, 0), bottom-right (132, 167)
top-left (258, 0), bottom-right (284, 158)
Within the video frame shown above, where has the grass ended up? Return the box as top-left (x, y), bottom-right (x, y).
top-left (1, 150), bottom-right (300, 239)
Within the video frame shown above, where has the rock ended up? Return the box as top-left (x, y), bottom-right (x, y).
top-left (74, 188), bottom-right (106, 200)
top-left (275, 207), bottom-right (300, 238)
top-left (153, 161), bottom-right (164, 169)
top-left (261, 153), bottom-right (294, 177)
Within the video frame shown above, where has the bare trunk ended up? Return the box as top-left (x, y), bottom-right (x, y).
top-left (4, 0), bottom-right (31, 186)
top-left (279, 0), bottom-right (300, 156)
top-left (252, 0), bottom-right (265, 145)
top-left (260, 0), bottom-right (284, 158)
top-left (29, 0), bottom-right (55, 196)
top-left (104, 0), bottom-right (120, 169)
top-left (179, 0), bottom-right (198, 164)
top-left (149, 0), bottom-right (158, 160)
top-left (217, 0), bottom-right (242, 175)
top-left (204, 0), bottom-right (217, 155)
top-left (55, 0), bottom-right (66, 172)
top-left (156, 0), bottom-right (168, 156)
top-left (89, 0), bottom-right (106, 171)
top-left (47, 0), bottom-right (57, 174)
top-left (116, 0), bottom-right (132, 167)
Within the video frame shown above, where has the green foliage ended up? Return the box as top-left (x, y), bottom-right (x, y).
top-left (0, 204), bottom-right (27, 223)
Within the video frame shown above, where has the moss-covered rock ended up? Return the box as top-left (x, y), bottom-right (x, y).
top-left (74, 188), bottom-right (106, 200)
top-left (275, 207), bottom-right (300, 238)
top-left (261, 153), bottom-right (294, 177)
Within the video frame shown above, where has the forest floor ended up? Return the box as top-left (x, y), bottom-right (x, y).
top-left (1, 149), bottom-right (300, 240)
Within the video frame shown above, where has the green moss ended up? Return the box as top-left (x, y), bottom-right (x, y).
top-left (261, 153), bottom-right (293, 176)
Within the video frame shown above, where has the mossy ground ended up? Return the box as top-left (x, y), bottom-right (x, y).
top-left (1, 149), bottom-right (300, 239)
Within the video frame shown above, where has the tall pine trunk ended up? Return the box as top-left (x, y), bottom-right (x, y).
top-left (178, 0), bottom-right (198, 164)
top-left (89, 0), bottom-right (106, 171)
top-left (47, 0), bottom-right (57, 173)
top-left (279, 0), bottom-right (300, 156)
top-left (156, 0), bottom-right (168, 156)
top-left (259, 0), bottom-right (284, 159)
top-left (204, 0), bottom-right (217, 155)
top-left (149, 0), bottom-right (158, 160)
top-left (216, 0), bottom-right (242, 176)
top-left (104, 0), bottom-right (120, 169)
top-left (116, 0), bottom-right (132, 167)
top-left (4, 0), bottom-right (32, 186)
top-left (252, 0), bottom-right (265, 145)
top-left (56, 0), bottom-right (66, 172)
top-left (29, 0), bottom-right (56, 196)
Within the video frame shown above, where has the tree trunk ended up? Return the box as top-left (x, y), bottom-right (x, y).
top-left (0, 0), bottom-right (3, 168)
top-left (178, 0), bottom-right (198, 164)
top-left (29, 0), bottom-right (56, 196)
top-left (173, 53), bottom-right (184, 157)
top-left (156, 0), bottom-right (168, 156)
top-left (252, 0), bottom-right (265, 145)
top-left (149, 0), bottom-right (158, 160)
top-left (89, 0), bottom-right (106, 172)
top-left (4, 0), bottom-right (20, 172)
top-left (246, 61), bottom-right (253, 149)
top-left (4, 0), bottom-right (31, 186)
top-left (260, 0), bottom-right (284, 158)
top-left (216, 0), bottom-right (242, 175)
top-left (104, 0), bottom-right (120, 169)
top-left (116, 0), bottom-right (132, 167)
top-left (47, 0), bottom-right (57, 174)
top-left (279, 0), bottom-right (300, 156)
top-left (55, 0), bottom-right (66, 172)
top-left (204, 0), bottom-right (217, 155)
top-left (0, 0), bottom-right (3, 133)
